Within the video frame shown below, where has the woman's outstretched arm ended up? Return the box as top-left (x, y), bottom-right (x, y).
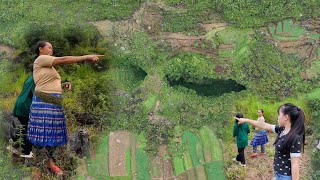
top-left (52, 55), bottom-right (104, 66)
top-left (235, 117), bottom-right (274, 132)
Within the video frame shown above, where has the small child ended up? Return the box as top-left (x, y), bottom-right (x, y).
top-left (233, 113), bottom-right (250, 166)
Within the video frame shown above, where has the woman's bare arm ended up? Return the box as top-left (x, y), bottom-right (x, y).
top-left (52, 55), bottom-right (104, 66)
top-left (236, 118), bottom-right (274, 132)
top-left (291, 157), bottom-right (300, 180)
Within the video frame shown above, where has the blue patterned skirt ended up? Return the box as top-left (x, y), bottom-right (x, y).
top-left (27, 94), bottom-right (67, 147)
top-left (250, 130), bottom-right (268, 146)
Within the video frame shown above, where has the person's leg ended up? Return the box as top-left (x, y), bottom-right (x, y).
top-left (238, 147), bottom-right (245, 165)
top-left (250, 146), bottom-right (258, 158)
top-left (236, 148), bottom-right (241, 162)
top-left (253, 146), bottom-right (257, 153)
top-left (261, 144), bottom-right (265, 154)
top-left (17, 117), bottom-right (33, 155)
top-left (46, 146), bottom-right (63, 175)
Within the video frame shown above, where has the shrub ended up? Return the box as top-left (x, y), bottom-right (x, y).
top-left (130, 32), bottom-right (159, 71)
top-left (14, 22), bottom-right (105, 73)
top-left (165, 53), bottom-right (217, 83)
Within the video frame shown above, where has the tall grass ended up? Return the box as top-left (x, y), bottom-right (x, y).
top-left (0, 60), bottom-right (28, 110)
top-left (233, 94), bottom-right (310, 125)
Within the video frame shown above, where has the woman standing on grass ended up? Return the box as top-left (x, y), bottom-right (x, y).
top-left (236, 103), bottom-right (305, 180)
top-left (249, 109), bottom-right (268, 158)
top-left (27, 41), bottom-right (103, 175)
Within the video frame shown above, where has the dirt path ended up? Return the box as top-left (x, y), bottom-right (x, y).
top-left (109, 130), bottom-right (132, 176)
top-left (130, 133), bottom-right (138, 180)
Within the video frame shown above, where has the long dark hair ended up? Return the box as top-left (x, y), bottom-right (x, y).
top-left (34, 41), bottom-right (48, 56)
top-left (277, 103), bottom-right (305, 152)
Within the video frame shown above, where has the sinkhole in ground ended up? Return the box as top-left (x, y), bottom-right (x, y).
top-left (168, 78), bottom-right (246, 96)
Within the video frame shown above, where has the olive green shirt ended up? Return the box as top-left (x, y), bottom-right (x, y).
top-left (233, 122), bottom-right (250, 148)
top-left (13, 76), bottom-right (35, 117)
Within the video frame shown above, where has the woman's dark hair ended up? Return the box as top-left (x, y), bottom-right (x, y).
top-left (34, 41), bottom-right (48, 56)
top-left (235, 112), bottom-right (244, 123)
top-left (277, 103), bottom-right (305, 152)
top-left (258, 109), bottom-right (264, 114)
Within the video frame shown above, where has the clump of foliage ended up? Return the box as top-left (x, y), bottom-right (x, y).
top-left (165, 52), bottom-right (217, 83)
top-left (14, 22), bottom-right (106, 73)
top-left (145, 121), bottom-right (175, 155)
top-left (232, 31), bottom-right (302, 99)
top-left (130, 32), bottom-right (164, 72)
top-left (162, 10), bottom-right (199, 33)
top-left (130, 32), bottom-right (158, 69)
top-left (76, 74), bottom-right (114, 127)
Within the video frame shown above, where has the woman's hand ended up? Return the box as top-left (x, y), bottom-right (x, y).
top-left (235, 117), bottom-right (274, 132)
top-left (85, 55), bottom-right (104, 62)
top-left (62, 82), bottom-right (72, 91)
top-left (235, 117), bottom-right (248, 124)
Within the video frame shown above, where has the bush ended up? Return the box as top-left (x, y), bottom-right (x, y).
top-left (14, 22), bottom-right (106, 73)
top-left (165, 52), bottom-right (217, 83)
top-left (78, 75), bottom-right (112, 112)
top-left (130, 32), bottom-right (159, 71)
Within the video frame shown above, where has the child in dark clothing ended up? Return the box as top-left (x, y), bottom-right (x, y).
top-left (233, 113), bottom-right (250, 166)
